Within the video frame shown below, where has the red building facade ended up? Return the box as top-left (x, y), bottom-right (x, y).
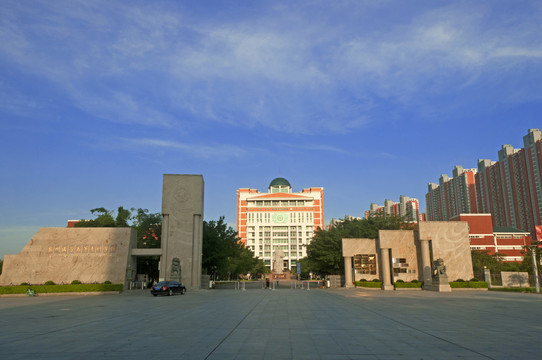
top-left (451, 214), bottom-right (531, 262)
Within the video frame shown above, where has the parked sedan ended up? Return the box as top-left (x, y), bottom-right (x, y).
top-left (150, 281), bottom-right (186, 296)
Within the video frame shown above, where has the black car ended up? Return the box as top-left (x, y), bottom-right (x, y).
top-left (150, 281), bottom-right (186, 296)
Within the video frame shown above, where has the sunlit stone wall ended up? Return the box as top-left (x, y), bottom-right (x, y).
top-left (0, 227), bottom-right (136, 286)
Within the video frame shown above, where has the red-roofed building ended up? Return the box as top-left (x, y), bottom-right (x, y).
top-left (451, 213), bottom-right (531, 262)
top-left (67, 220), bottom-right (80, 227)
top-left (237, 177), bottom-right (324, 271)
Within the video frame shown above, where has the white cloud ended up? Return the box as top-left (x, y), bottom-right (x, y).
top-left (276, 143), bottom-right (348, 154)
top-left (1, 1), bottom-right (541, 133)
top-left (122, 138), bottom-right (248, 159)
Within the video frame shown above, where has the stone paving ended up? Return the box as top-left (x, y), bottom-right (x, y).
top-left (0, 286), bottom-right (541, 359)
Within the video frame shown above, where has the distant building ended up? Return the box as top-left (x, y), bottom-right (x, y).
top-left (426, 166), bottom-right (478, 221)
top-left (426, 129), bottom-right (542, 238)
top-left (236, 178), bottom-right (324, 271)
top-left (476, 129), bottom-right (542, 237)
top-left (67, 220), bottom-right (80, 227)
top-left (327, 215), bottom-right (362, 229)
top-left (366, 196), bottom-right (423, 222)
top-left (451, 214), bottom-right (531, 262)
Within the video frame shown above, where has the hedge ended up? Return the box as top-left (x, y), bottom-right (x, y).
top-left (489, 287), bottom-right (538, 293)
top-left (355, 281), bottom-right (382, 288)
top-left (0, 283), bottom-right (123, 294)
top-left (394, 282), bottom-right (423, 288)
top-left (450, 281), bottom-right (488, 288)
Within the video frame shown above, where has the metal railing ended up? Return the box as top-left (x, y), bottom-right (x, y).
top-left (211, 280), bottom-right (327, 290)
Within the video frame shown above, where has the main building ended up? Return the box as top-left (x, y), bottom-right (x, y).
top-left (236, 178), bottom-right (324, 272)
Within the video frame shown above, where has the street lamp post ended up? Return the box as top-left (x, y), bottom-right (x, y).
top-left (528, 246), bottom-right (540, 293)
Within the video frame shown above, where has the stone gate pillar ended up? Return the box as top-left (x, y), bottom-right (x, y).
top-left (160, 174), bottom-right (204, 290)
top-left (420, 239), bottom-right (432, 290)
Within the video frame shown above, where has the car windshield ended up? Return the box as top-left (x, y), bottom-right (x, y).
top-left (155, 281), bottom-right (169, 286)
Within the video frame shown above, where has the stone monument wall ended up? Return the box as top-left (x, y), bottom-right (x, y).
top-left (418, 221), bottom-right (473, 282)
top-left (342, 238), bottom-right (379, 282)
top-left (378, 230), bottom-right (419, 283)
top-left (0, 227), bottom-right (136, 286)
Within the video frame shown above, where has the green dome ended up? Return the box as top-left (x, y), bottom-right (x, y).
top-left (269, 177), bottom-right (291, 188)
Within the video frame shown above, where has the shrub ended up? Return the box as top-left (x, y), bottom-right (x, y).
top-left (410, 280), bottom-right (420, 283)
top-left (355, 281), bottom-right (382, 288)
top-left (395, 280), bottom-right (405, 283)
top-left (395, 282), bottom-right (423, 288)
top-left (20, 282), bottom-right (29, 286)
top-left (44, 281), bottom-right (56, 285)
top-left (104, 280), bottom-right (112, 284)
top-left (71, 280), bottom-right (82, 285)
top-left (470, 278), bottom-right (479, 282)
top-left (455, 279), bottom-right (465, 282)
top-left (489, 287), bottom-right (537, 293)
top-left (372, 279), bottom-right (381, 282)
top-left (0, 283), bottom-right (124, 294)
top-left (359, 279), bottom-right (368, 282)
top-left (450, 281), bottom-right (488, 288)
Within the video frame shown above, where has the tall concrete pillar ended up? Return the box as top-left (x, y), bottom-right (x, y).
top-left (344, 256), bottom-right (354, 287)
top-left (380, 248), bottom-right (394, 291)
top-left (161, 174), bottom-right (204, 290)
top-left (420, 239), bottom-right (432, 290)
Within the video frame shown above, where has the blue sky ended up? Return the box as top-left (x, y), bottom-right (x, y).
top-left (1, 1), bottom-right (541, 259)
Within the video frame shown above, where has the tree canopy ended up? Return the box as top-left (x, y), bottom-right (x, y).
top-left (74, 207), bottom-right (162, 249)
top-left (202, 217), bottom-right (267, 280)
top-left (471, 248), bottom-right (539, 275)
top-left (306, 215), bottom-right (414, 276)
top-left (74, 207), bottom-right (131, 228)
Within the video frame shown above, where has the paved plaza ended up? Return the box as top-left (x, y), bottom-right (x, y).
top-left (1, 286), bottom-right (541, 359)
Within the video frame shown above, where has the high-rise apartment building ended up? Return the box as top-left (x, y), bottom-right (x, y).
top-left (426, 129), bottom-right (542, 237)
top-left (426, 166), bottom-right (478, 221)
top-left (366, 195), bottom-right (422, 222)
top-left (236, 178), bottom-right (324, 271)
top-left (476, 129), bottom-right (542, 236)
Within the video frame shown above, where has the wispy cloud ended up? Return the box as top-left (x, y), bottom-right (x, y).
top-left (276, 143), bottom-right (348, 154)
top-left (1, 1), bottom-right (541, 134)
top-left (121, 138), bottom-right (247, 159)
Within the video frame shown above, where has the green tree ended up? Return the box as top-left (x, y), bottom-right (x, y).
top-left (296, 257), bottom-right (313, 279)
top-left (74, 207), bottom-right (131, 227)
top-left (116, 206), bottom-right (132, 227)
top-left (307, 215), bottom-right (413, 276)
top-left (471, 250), bottom-right (530, 275)
top-left (202, 217), bottom-right (266, 280)
top-left (471, 250), bottom-right (501, 274)
top-left (132, 208), bottom-right (162, 248)
top-left (519, 245), bottom-right (541, 274)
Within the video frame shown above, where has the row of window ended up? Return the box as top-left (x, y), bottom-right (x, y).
top-left (246, 212), bottom-right (314, 224)
top-left (248, 200), bottom-right (310, 207)
top-left (247, 226), bottom-right (312, 231)
top-left (254, 251), bottom-right (304, 258)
